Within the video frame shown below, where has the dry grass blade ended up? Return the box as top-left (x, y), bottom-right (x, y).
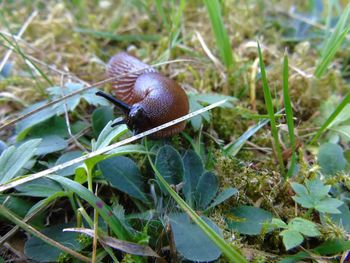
top-left (0, 99), bottom-right (226, 192)
top-left (64, 228), bottom-right (161, 258)
top-left (0, 58), bottom-right (196, 131)
top-left (0, 10), bottom-right (37, 72)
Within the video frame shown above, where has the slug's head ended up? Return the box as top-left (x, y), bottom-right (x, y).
top-left (96, 91), bottom-right (150, 134)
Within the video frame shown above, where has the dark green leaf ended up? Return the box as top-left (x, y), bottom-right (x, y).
top-left (15, 178), bottom-right (63, 197)
top-left (183, 150), bottom-right (203, 207)
top-left (24, 223), bottom-right (82, 262)
top-left (195, 171), bottom-right (218, 210)
top-left (98, 156), bottom-right (148, 202)
top-left (226, 206), bottom-right (273, 235)
top-left (155, 145), bottom-right (184, 185)
top-left (280, 229), bottom-right (304, 250)
top-left (169, 213), bottom-right (222, 262)
top-left (92, 106), bottom-right (114, 137)
top-left (207, 187), bottom-right (238, 210)
top-left (313, 239), bottom-right (350, 255)
top-left (35, 135), bottom-right (67, 155)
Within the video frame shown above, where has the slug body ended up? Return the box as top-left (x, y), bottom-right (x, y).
top-left (97, 52), bottom-right (189, 138)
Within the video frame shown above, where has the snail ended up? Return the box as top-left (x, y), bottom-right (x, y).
top-left (96, 52), bottom-right (189, 138)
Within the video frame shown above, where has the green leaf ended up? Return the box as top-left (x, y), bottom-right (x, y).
top-left (291, 183), bottom-right (308, 197)
top-left (327, 204), bottom-right (350, 232)
top-left (24, 223), bottom-right (82, 262)
top-left (92, 122), bottom-right (128, 151)
top-left (35, 135), bottom-right (67, 155)
top-left (315, 198), bottom-right (343, 214)
top-left (288, 218), bottom-right (320, 237)
top-left (318, 143), bottom-right (347, 175)
top-left (0, 195), bottom-right (33, 220)
top-left (226, 206), bottom-right (273, 235)
top-left (195, 171), bottom-right (218, 210)
top-left (98, 156), bottom-right (148, 202)
top-left (0, 139), bottom-right (41, 184)
top-left (183, 150), bottom-right (203, 207)
top-left (15, 178), bottom-right (63, 197)
top-left (92, 106), bottom-right (114, 137)
top-left (280, 229), bottom-right (304, 250)
top-left (271, 218), bottom-right (287, 229)
top-left (313, 239), bottom-right (350, 255)
top-left (155, 145), bottom-right (184, 185)
top-left (21, 116), bottom-right (68, 140)
top-left (207, 187), bottom-right (238, 210)
top-left (169, 213), bottom-right (222, 262)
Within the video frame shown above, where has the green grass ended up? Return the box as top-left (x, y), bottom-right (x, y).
top-left (204, 0), bottom-right (234, 69)
top-left (257, 43), bottom-right (285, 176)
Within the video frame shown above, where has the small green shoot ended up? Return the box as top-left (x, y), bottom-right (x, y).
top-left (291, 178), bottom-right (343, 214)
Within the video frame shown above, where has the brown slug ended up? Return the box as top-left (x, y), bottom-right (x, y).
top-left (96, 52), bottom-right (189, 138)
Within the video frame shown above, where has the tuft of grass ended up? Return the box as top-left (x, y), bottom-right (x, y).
top-left (204, 0), bottom-right (234, 69)
top-left (257, 43), bottom-right (285, 176)
top-left (282, 52), bottom-right (297, 177)
top-left (314, 3), bottom-right (350, 78)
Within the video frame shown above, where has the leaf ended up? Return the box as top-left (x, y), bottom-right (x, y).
top-left (98, 156), bottom-right (148, 202)
top-left (271, 218), bottom-right (288, 229)
top-left (288, 218), bottom-right (320, 237)
top-left (16, 100), bottom-right (56, 135)
top-left (92, 121), bottom-right (128, 151)
top-left (182, 150), bottom-right (203, 207)
top-left (55, 151), bottom-right (83, 177)
top-left (315, 198), bottom-right (343, 214)
top-left (194, 93), bottom-right (236, 108)
top-left (207, 187), bottom-right (238, 210)
top-left (24, 223), bottom-right (82, 262)
top-left (313, 239), bottom-right (350, 255)
top-left (226, 206), bottom-right (273, 235)
top-left (0, 139), bottom-right (41, 184)
top-left (0, 195), bottom-right (33, 220)
top-left (155, 145), bottom-right (184, 185)
top-left (195, 171), bottom-right (218, 210)
top-left (35, 135), bottom-right (67, 155)
top-left (169, 213), bottom-right (222, 262)
top-left (92, 106), bottom-right (114, 137)
top-left (21, 116), bottom-right (68, 140)
top-left (290, 183), bottom-right (308, 197)
top-left (318, 143), bottom-right (347, 175)
top-left (107, 144), bottom-right (148, 156)
top-left (280, 229), bottom-right (304, 250)
top-left (15, 178), bottom-right (63, 197)
top-left (327, 204), bottom-right (350, 232)
top-left (64, 228), bottom-right (159, 257)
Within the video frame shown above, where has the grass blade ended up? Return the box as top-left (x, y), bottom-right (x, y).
top-left (310, 91), bottom-right (350, 144)
top-left (146, 140), bottom-right (247, 263)
top-left (282, 53), bottom-right (297, 177)
top-left (257, 43), bottom-right (285, 176)
top-left (314, 3), bottom-right (350, 78)
top-left (204, 0), bottom-right (234, 69)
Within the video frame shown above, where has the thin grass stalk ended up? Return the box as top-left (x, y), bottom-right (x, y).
top-left (282, 53), bottom-right (297, 177)
top-left (257, 43), bottom-right (285, 176)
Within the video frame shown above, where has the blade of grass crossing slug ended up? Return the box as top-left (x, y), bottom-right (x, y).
top-left (310, 91), bottom-right (350, 145)
top-left (257, 43), bottom-right (285, 176)
top-left (204, 0), bottom-right (234, 69)
top-left (282, 53), bottom-right (297, 177)
top-left (145, 139), bottom-right (247, 263)
top-left (0, 205), bottom-right (90, 262)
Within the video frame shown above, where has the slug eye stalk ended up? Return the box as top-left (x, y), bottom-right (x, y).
top-left (95, 91), bottom-right (131, 114)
